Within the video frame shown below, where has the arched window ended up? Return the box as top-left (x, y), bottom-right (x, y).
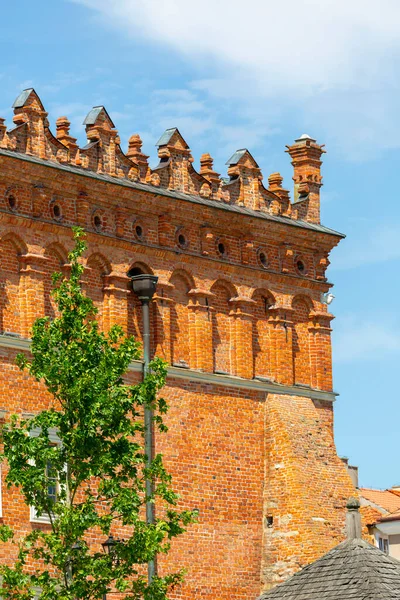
top-left (43, 245), bottom-right (67, 321)
top-left (85, 254), bottom-right (111, 330)
top-left (211, 281), bottom-right (234, 375)
top-left (0, 236), bottom-right (25, 336)
top-left (252, 292), bottom-right (273, 379)
top-left (170, 272), bottom-right (191, 368)
top-left (292, 297), bottom-right (311, 386)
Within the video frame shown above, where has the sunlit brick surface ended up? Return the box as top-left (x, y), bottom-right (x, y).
top-left (0, 88), bottom-right (355, 598)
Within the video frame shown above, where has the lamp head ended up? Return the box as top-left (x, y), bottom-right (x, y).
top-left (127, 272), bottom-right (158, 302)
top-left (102, 534), bottom-right (116, 554)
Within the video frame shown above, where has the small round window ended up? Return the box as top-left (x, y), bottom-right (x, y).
top-left (135, 224), bottom-right (143, 239)
top-left (93, 214), bottom-right (102, 231)
top-left (52, 203), bottom-right (62, 221)
top-left (258, 250), bottom-right (268, 269)
top-left (296, 260), bottom-right (306, 274)
top-left (178, 233), bottom-right (187, 248)
top-left (218, 242), bottom-right (226, 256)
top-left (7, 194), bottom-right (16, 211)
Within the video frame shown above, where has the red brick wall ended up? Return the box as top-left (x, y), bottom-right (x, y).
top-left (0, 87), bottom-right (356, 598)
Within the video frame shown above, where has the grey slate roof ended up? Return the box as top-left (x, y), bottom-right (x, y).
top-left (0, 148), bottom-right (345, 239)
top-left (155, 127), bottom-right (189, 148)
top-left (12, 88), bottom-right (45, 111)
top-left (83, 106), bottom-right (115, 128)
top-left (226, 148), bottom-right (260, 168)
top-left (258, 538), bottom-right (400, 600)
top-left (12, 88), bottom-right (34, 108)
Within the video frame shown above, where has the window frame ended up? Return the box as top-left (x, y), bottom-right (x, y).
top-left (378, 535), bottom-right (389, 554)
top-left (29, 427), bottom-right (61, 525)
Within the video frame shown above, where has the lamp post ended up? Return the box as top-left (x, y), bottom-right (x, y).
top-left (101, 534), bottom-right (117, 600)
top-left (127, 271), bottom-right (158, 583)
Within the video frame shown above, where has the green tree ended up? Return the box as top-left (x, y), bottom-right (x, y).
top-left (0, 228), bottom-right (193, 599)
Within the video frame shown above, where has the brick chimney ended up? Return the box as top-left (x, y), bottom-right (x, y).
top-left (286, 134), bottom-right (325, 224)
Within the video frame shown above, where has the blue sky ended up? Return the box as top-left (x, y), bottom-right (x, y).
top-left (2, 0), bottom-right (399, 489)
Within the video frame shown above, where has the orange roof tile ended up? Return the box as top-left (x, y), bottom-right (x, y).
top-left (360, 488), bottom-right (400, 513)
top-left (380, 508), bottom-right (400, 522)
top-left (360, 505), bottom-right (384, 526)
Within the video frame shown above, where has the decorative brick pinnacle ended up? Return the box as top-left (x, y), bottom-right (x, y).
top-left (2, 87), bottom-right (330, 223)
top-left (127, 133), bottom-right (149, 160)
top-left (127, 134), bottom-right (143, 154)
top-left (200, 153), bottom-right (220, 180)
top-left (56, 116), bottom-right (71, 136)
top-left (268, 172), bottom-right (283, 190)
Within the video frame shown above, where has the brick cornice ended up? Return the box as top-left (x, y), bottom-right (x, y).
top-left (0, 210), bottom-right (334, 292)
top-left (0, 149), bottom-right (344, 240)
top-left (0, 334), bottom-right (337, 403)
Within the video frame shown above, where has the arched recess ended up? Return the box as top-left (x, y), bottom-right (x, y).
top-left (127, 262), bottom-right (154, 346)
top-left (169, 269), bottom-right (194, 368)
top-left (292, 295), bottom-right (313, 386)
top-left (210, 279), bottom-right (237, 375)
top-left (85, 253), bottom-right (111, 329)
top-left (0, 233), bottom-right (27, 335)
top-left (43, 243), bottom-right (68, 320)
top-left (252, 289), bottom-right (275, 379)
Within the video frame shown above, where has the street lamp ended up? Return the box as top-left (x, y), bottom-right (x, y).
top-left (127, 271), bottom-right (158, 583)
top-left (67, 539), bottom-right (83, 587)
top-left (102, 534), bottom-right (116, 555)
top-left (71, 540), bottom-right (83, 552)
top-left (101, 535), bottom-right (117, 600)
top-left (128, 272), bottom-right (158, 371)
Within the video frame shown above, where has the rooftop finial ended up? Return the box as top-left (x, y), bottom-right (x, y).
top-left (346, 497), bottom-right (362, 540)
top-left (295, 133), bottom-right (316, 143)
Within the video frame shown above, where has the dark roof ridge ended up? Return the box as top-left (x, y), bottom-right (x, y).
top-left (0, 148), bottom-right (345, 239)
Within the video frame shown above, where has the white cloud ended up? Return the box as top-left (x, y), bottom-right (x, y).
top-left (333, 317), bottom-right (400, 363)
top-left (71, 0), bottom-right (400, 159)
top-left (73, 0), bottom-right (400, 90)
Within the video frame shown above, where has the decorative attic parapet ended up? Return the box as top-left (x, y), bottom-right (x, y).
top-left (0, 88), bottom-right (329, 228)
top-left (268, 173), bottom-right (290, 216)
top-left (225, 149), bottom-right (263, 210)
top-left (154, 127), bottom-right (212, 196)
top-left (286, 134), bottom-right (325, 224)
top-left (126, 134), bottom-right (149, 181)
top-left (56, 117), bottom-right (79, 162)
top-left (200, 153), bottom-right (221, 197)
top-left (11, 88), bottom-right (46, 158)
top-left (82, 106), bottom-right (139, 180)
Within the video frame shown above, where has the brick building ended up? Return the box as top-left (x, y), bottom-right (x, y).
top-left (0, 88), bottom-right (355, 599)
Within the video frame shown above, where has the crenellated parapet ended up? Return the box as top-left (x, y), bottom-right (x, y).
top-left (0, 88), bottom-right (327, 224)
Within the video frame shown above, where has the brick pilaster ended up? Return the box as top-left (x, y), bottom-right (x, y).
top-left (19, 254), bottom-right (48, 338)
top-left (188, 289), bottom-right (214, 372)
top-left (152, 282), bottom-right (174, 363)
top-left (102, 274), bottom-right (130, 334)
top-left (268, 307), bottom-right (294, 385)
top-left (230, 297), bottom-right (255, 379)
top-left (309, 311), bottom-right (334, 391)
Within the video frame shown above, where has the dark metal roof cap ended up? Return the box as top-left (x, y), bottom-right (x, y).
top-left (156, 128), bottom-right (177, 146)
top-left (83, 106), bottom-right (115, 128)
top-left (294, 133), bottom-right (317, 143)
top-left (155, 127), bottom-right (189, 148)
top-left (226, 148), bottom-right (248, 165)
top-left (225, 148), bottom-right (259, 168)
top-left (12, 88), bottom-right (34, 109)
top-left (81, 140), bottom-right (100, 151)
